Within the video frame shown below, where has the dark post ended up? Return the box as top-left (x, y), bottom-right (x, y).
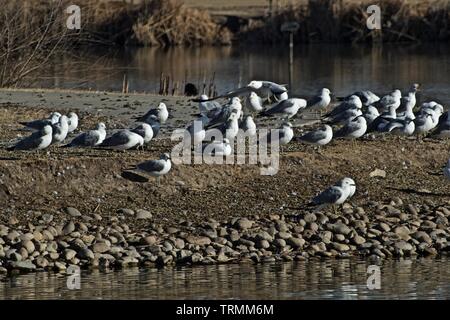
top-left (281, 22), bottom-right (300, 91)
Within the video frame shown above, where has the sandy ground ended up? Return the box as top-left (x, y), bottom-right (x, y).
top-left (0, 89), bottom-right (449, 229)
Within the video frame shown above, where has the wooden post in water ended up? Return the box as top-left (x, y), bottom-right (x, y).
top-left (281, 22), bottom-right (300, 91)
top-left (122, 73), bottom-right (129, 94)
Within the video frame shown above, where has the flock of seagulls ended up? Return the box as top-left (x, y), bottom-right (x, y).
top-left (4, 80), bottom-right (449, 206)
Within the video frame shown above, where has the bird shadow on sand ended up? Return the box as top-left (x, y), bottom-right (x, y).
top-left (121, 170), bottom-right (149, 183)
top-left (386, 186), bottom-right (448, 197)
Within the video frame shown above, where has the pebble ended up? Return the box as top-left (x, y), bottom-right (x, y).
top-left (136, 209), bottom-right (152, 220)
top-left (65, 207), bottom-right (82, 217)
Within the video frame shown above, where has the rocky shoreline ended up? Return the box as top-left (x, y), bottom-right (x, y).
top-left (1, 197), bottom-right (450, 275)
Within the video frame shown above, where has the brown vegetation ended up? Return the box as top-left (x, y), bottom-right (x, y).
top-left (240, 0), bottom-right (450, 44)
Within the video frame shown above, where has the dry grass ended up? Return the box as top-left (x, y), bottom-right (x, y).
top-left (239, 0), bottom-right (450, 44)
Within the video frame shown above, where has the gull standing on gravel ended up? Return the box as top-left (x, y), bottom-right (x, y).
top-left (19, 112), bottom-right (61, 130)
top-left (7, 125), bottom-right (53, 151)
top-left (306, 88), bottom-right (331, 116)
top-left (51, 115), bottom-right (69, 144)
top-left (132, 123), bottom-right (154, 147)
top-left (309, 177), bottom-right (356, 212)
top-left (64, 123), bottom-right (107, 148)
top-left (184, 120), bottom-right (206, 147)
top-left (240, 115), bottom-right (257, 137)
top-left (202, 138), bottom-right (232, 157)
top-left (296, 125), bottom-right (333, 147)
top-left (339, 90), bottom-right (380, 107)
top-left (134, 102), bottom-right (169, 124)
top-left (261, 98), bottom-right (307, 119)
top-left (218, 112), bottom-right (240, 141)
top-left (67, 112), bottom-right (79, 133)
top-left (334, 115), bottom-right (367, 140)
top-left (134, 153), bottom-right (172, 185)
top-left (262, 121), bottom-right (294, 145)
top-left (100, 130), bottom-right (144, 150)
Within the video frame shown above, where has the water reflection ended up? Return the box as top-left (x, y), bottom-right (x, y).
top-left (1, 258), bottom-right (450, 299)
top-left (37, 44), bottom-right (450, 105)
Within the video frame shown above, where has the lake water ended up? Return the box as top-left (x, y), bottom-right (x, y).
top-left (1, 258), bottom-right (450, 299)
top-left (37, 43), bottom-right (450, 105)
top-left (8, 44), bottom-right (449, 300)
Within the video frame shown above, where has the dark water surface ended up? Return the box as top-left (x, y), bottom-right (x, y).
top-left (37, 44), bottom-right (450, 104)
top-left (1, 258), bottom-right (450, 299)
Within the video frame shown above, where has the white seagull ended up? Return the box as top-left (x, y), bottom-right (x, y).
top-left (134, 102), bottom-right (169, 124)
top-left (51, 115), bottom-right (69, 144)
top-left (100, 130), bottom-right (144, 150)
top-left (19, 112), bottom-right (61, 130)
top-left (262, 98), bottom-right (307, 119)
top-left (7, 125), bottom-right (53, 151)
top-left (64, 123), bottom-right (107, 147)
top-left (135, 153), bottom-right (172, 185)
top-left (296, 125), bottom-right (333, 147)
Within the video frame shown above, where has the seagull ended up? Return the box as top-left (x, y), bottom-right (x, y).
top-left (63, 123), bottom-right (106, 148)
top-left (363, 105), bottom-right (380, 125)
top-left (414, 113), bottom-right (435, 135)
top-left (334, 116), bottom-right (367, 140)
top-left (323, 95), bottom-right (362, 119)
top-left (336, 177), bottom-right (356, 199)
top-left (133, 102), bottom-right (169, 124)
top-left (67, 112), bottom-right (79, 133)
top-left (217, 111), bottom-right (240, 141)
top-left (261, 98), bottom-right (307, 119)
top-left (375, 89), bottom-right (402, 112)
top-left (202, 138), bottom-right (232, 157)
top-left (262, 121), bottom-right (294, 145)
top-left (135, 153), bottom-right (172, 185)
top-left (306, 88), bottom-right (331, 115)
top-left (397, 83), bottom-right (420, 113)
top-left (143, 115), bottom-right (161, 138)
top-left (444, 159), bottom-right (450, 182)
top-left (240, 115), bottom-right (257, 137)
top-left (199, 94), bottom-right (221, 115)
top-left (51, 115), bottom-right (69, 144)
top-left (19, 112), bottom-right (61, 130)
top-left (100, 130), bottom-right (144, 150)
top-left (246, 92), bottom-right (264, 114)
top-left (309, 177), bottom-right (356, 212)
top-left (197, 81), bottom-right (287, 101)
top-left (431, 111), bottom-right (450, 138)
top-left (339, 91), bottom-right (380, 107)
top-left (296, 125), bottom-right (333, 147)
top-left (184, 120), bottom-right (206, 147)
top-left (131, 123), bottom-right (154, 148)
top-left (325, 108), bottom-right (363, 126)
top-left (7, 125), bottom-right (53, 151)
top-left (205, 97), bottom-right (242, 129)
top-left (367, 105), bottom-right (397, 133)
top-left (386, 118), bottom-right (415, 136)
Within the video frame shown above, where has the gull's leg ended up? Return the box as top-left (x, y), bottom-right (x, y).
top-left (157, 176), bottom-right (161, 186)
